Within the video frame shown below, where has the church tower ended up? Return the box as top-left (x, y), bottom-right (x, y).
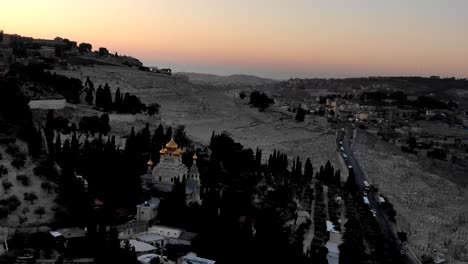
top-left (185, 152), bottom-right (201, 205)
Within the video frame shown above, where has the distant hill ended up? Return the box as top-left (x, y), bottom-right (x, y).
top-left (178, 72), bottom-right (278, 86)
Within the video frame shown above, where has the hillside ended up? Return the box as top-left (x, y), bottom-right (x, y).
top-left (179, 72), bottom-right (277, 86)
top-left (0, 141), bottom-right (58, 227)
top-left (51, 65), bottom-right (341, 171)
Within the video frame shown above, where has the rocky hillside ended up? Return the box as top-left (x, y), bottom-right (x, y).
top-left (0, 140), bottom-right (58, 227)
top-left (179, 72), bottom-right (277, 86)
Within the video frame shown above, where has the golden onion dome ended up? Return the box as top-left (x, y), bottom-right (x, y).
top-left (193, 153), bottom-right (198, 160)
top-left (147, 159), bottom-right (154, 166)
top-left (159, 147), bottom-right (167, 155)
top-left (165, 136), bottom-right (178, 151)
top-left (177, 148), bottom-right (185, 154)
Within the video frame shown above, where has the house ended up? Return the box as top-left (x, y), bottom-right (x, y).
top-left (136, 232), bottom-right (166, 248)
top-left (147, 225), bottom-right (198, 246)
top-left (138, 254), bottom-right (174, 264)
top-left (178, 253), bottom-right (215, 264)
top-left (129, 239), bottom-right (157, 257)
top-left (49, 227), bottom-right (87, 256)
top-left (135, 197), bottom-right (160, 222)
top-left (38, 46), bottom-right (55, 58)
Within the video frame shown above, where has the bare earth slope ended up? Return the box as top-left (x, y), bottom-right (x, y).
top-left (354, 131), bottom-right (468, 263)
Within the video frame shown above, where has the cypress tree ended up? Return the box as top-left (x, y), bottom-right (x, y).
top-left (95, 85), bottom-right (103, 108)
top-left (165, 127), bottom-right (172, 143)
top-left (304, 158), bottom-right (313, 182)
top-left (55, 133), bottom-right (62, 158)
top-left (114, 87), bottom-right (121, 110)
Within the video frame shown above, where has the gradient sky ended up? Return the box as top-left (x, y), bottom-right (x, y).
top-left (1, 0), bottom-right (468, 79)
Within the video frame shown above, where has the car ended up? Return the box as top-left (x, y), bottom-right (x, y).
top-left (370, 209), bottom-right (377, 218)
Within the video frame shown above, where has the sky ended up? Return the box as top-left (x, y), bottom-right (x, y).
top-left (1, 0), bottom-right (468, 79)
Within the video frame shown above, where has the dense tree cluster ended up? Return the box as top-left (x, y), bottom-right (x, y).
top-left (249, 91), bottom-right (274, 111)
top-left (78, 42), bottom-right (92, 53)
top-left (84, 78), bottom-right (155, 115)
top-left (8, 62), bottom-right (83, 103)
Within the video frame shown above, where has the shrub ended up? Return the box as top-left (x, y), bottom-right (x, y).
top-left (0, 165), bottom-right (7, 175)
top-left (239, 92), bottom-right (246, 99)
top-left (34, 160), bottom-right (58, 180)
top-left (0, 195), bottom-right (21, 212)
top-left (2, 180), bottom-right (12, 192)
top-left (11, 156), bottom-right (25, 169)
top-left (24, 192), bottom-right (38, 204)
top-left (0, 206), bottom-right (8, 219)
top-left (16, 174), bottom-right (30, 186)
top-left (5, 144), bottom-right (19, 156)
top-left (41, 182), bottom-right (53, 193)
top-left (34, 206), bottom-right (46, 218)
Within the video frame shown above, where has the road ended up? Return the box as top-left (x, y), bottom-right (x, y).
top-left (338, 129), bottom-right (419, 264)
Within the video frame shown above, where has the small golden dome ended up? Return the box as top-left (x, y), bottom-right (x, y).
top-left (165, 136), bottom-right (178, 151)
top-left (193, 153), bottom-right (198, 160)
top-left (177, 148), bottom-right (185, 154)
top-left (159, 147), bottom-right (167, 155)
top-left (147, 159), bottom-right (153, 166)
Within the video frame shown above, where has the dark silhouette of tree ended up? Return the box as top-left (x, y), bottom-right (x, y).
top-left (85, 88), bottom-right (94, 105)
top-left (295, 107), bottom-right (306, 122)
top-left (174, 125), bottom-right (191, 148)
top-left (98, 47), bottom-right (109, 56)
top-left (165, 127), bottom-right (173, 143)
top-left (249, 91), bottom-right (274, 111)
top-left (147, 103), bottom-right (160, 116)
top-left (78, 43), bottom-right (92, 53)
top-left (34, 206), bottom-right (46, 218)
top-left (114, 87), bottom-right (122, 110)
top-left (304, 158), bottom-right (313, 182)
top-left (2, 180), bottom-right (12, 193)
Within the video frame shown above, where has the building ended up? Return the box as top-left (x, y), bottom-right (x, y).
top-left (129, 239), bottom-right (157, 257)
top-left (141, 137), bottom-right (201, 205)
top-left (146, 225), bottom-right (198, 247)
top-left (135, 197), bottom-right (161, 222)
top-left (178, 253), bottom-right (215, 264)
top-left (141, 137), bottom-right (188, 192)
top-left (186, 153), bottom-right (201, 205)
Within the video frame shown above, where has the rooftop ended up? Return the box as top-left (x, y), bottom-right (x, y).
top-left (129, 239), bottom-right (157, 253)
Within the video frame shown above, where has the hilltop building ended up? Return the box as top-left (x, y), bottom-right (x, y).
top-left (141, 137), bottom-right (201, 205)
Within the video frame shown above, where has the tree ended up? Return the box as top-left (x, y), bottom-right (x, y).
top-left (174, 125), bottom-right (191, 147)
top-left (2, 180), bottom-right (12, 193)
top-left (16, 174), bottom-right (30, 186)
top-left (147, 103), bottom-right (160, 116)
top-left (24, 192), bottom-right (38, 204)
top-left (0, 206), bottom-right (8, 219)
top-left (34, 206), bottom-right (46, 218)
top-left (304, 158), bottom-right (313, 182)
top-left (78, 43), bottom-right (92, 53)
top-left (98, 47), bottom-right (109, 56)
top-left (85, 89), bottom-right (94, 105)
top-left (41, 182), bottom-right (53, 194)
top-left (239, 92), bottom-right (246, 99)
top-left (249, 91), bottom-right (274, 111)
top-left (295, 107), bottom-right (306, 122)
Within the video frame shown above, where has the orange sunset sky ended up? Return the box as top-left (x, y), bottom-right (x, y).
top-left (1, 0), bottom-right (468, 79)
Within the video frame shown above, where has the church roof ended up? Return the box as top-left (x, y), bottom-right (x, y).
top-left (165, 136), bottom-right (178, 151)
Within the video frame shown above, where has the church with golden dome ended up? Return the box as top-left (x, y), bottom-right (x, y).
top-left (141, 136), bottom-right (201, 204)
